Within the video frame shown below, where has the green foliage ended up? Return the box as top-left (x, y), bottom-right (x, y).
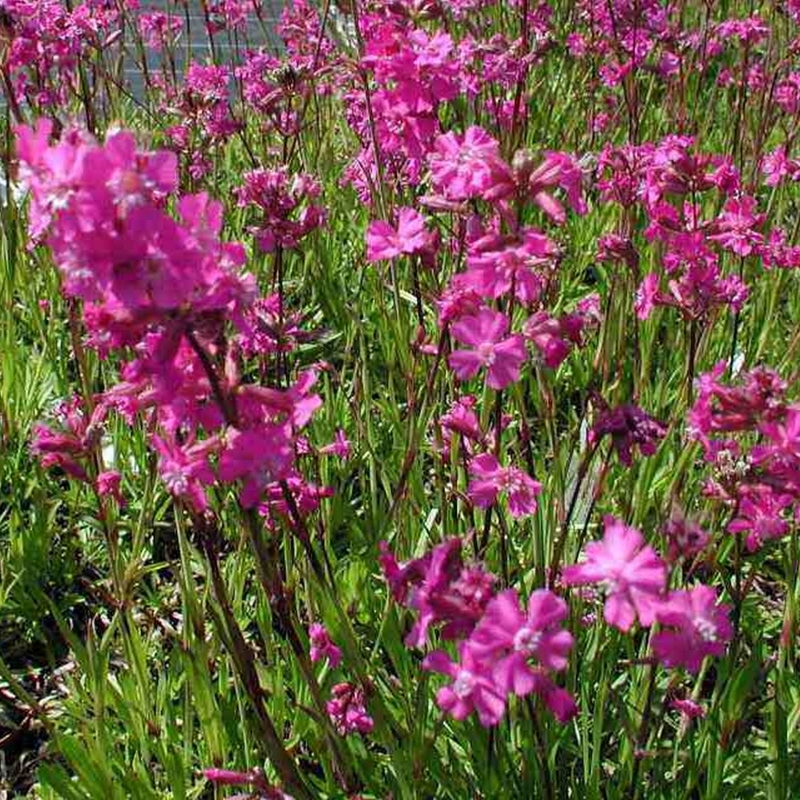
top-left (2, 3), bottom-right (800, 798)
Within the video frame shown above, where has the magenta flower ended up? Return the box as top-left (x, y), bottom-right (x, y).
top-left (96, 470), bottom-right (125, 507)
top-left (366, 207), bottom-right (433, 262)
top-left (309, 623), bottom-right (342, 668)
top-left (589, 402), bottom-right (667, 467)
top-left (634, 273), bottom-right (662, 320)
top-left (467, 453), bottom-right (541, 518)
top-left (449, 308), bottom-right (527, 390)
top-left (326, 682), bottom-right (374, 736)
top-left (379, 540), bottom-right (437, 604)
top-left (410, 563), bottom-right (495, 647)
top-left (152, 434), bottom-right (217, 514)
top-left (30, 396), bottom-right (103, 483)
top-left (522, 310), bottom-right (593, 369)
top-left (239, 369), bottom-right (323, 430)
top-left (752, 407), bottom-right (800, 467)
top-left (562, 516), bottom-right (667, 631)
top-left (203, 767), bottom-right (292, 800)
top-left (401, 538), bottom-right (462, 646)
top-left (423, 644), bottom-right (507, 727)
top-left (462, 229), bottom-right (554, 305)
top-left (468, 589), bottom-right (573, 695)
top-left (708, 196), bottom-right (765, 257)
top-left (437, 395), bottom-right (486, 455)
top-left (727, 489), bottom-right (793, 552)
top-left (688, 362), bottom-right (788, 459)
top-left (237, 167), bottom-right (326, 254)
top-left (428, 126), bottom-right (510, 201)
top-left (663, 513), bottom-right (710, 562)
top-left (652, 585), bottom-right (733, 673)
top-left (379, 539), bottom-right (495, 647)
top-left (259, 473), bottom-right (333, 523)
top-left (526, 151), bottom-right (588, 223)
top-left (319, 430), bottom-right (352, 459)
top-left (533, 675), bottom-right (578, 723)
top-left (670, 698), bottom-right (706, 721)
top-left (139, 11), bottom-right (182, 50)
top-left (218, 423), bottom-right (294, 508)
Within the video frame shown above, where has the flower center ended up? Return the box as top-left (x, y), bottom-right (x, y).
top-left (163, 466), bottom-right (189, 496)
top-left (452, 669), bottom-right (475, 698)
top-left (694, 617), bottom-right (717, 642)
top-left (513, 626), bottom-right (542, 655)
top-left (501, 470), bottom-right (522, 494)
top-left (477, 342), bottom-right (496, 366)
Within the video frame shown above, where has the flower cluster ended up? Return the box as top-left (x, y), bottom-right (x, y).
top-left (381, 538), bottom-right (574, 725)
top-left (563, 516), bottom-right (732, 673)
top-left (689, 363), bottom-right (800, 552)
top-left (17, 122), bottom-right (336, 527)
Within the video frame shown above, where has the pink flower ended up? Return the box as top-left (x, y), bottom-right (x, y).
top-left (152, 434), bottom-right (216, 514)
top-left (237, 167), bottom-right (326, 254)
top-left (652, 585), bottom-right (733, 673)
top-left (366, 207), bottom-right (433, 262)
top-left (461, 229), bottom-right (554, 305)
top-left (379, 539), bottom-right (496, 647)
top-left (562, 516), bottom-right (667, 631)
top-left (437, 395), bottom-right (486, 454)
top-left (670, 698), bottom-right (706, 721)
top-left (663, 513), bottom-right (710, 562)
top-left (727, 489), bottom-right (793, 551)
top-left (467, 453), bottom-right (541, 518)
top-left (522, 298), bottom-right (599, 367)
top-left (752, 407), bottom-right (800, 467)
top-left (428, 126), bottom-right (510, 201)
top-left (523, 311), bottom-right (589, 368)
top-left (449, 307), bottom-right (527, 390)
top-left (526, 151), bottom-right (587, 223)
top-left (379, 540), bottom-right (433, 604)
top-left (634, 273), bottom-right (662, 320)
top-left (259, 473), bottom-right (333, 523)
top-left (708, 196), bottom-right (765, 257)
top-left (139, 11), bottom-right (181, 50)
top-left (218, 424), bottom-right (294, 508)
top-left (319, 430), bottom-right (352, 459)
top-left (533, 675), bottom-right (578, 722)
top-left (239, 369), bottom-right (323, 430)
top-left (468, 589), bottom-right (573, 696)
top-left (688, 362), bottom-right (787, 458)
top-left (309, 623), bottom-right (341, 668)
top-left (30, 397), bottom-right (99, 483)
top-left (203, 767), bottom-right (293, 800)
top-left (326, 682), bottom-right (374, 736)
top-left (761, 146), bottom-right (800, 187)
top-left (423, 644), bottom-right (507, 727)
top-left (589, 403), bottom-right (667, 467)
top-left (96, 470), bottom-right (125, 507)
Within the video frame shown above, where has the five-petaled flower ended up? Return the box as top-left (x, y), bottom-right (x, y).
top-left (449, 307), bottom-right (527, 390)
top-left (562, 516), bottom-right (667, 631)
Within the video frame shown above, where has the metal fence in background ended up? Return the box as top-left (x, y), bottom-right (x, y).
top-left (122, 0), bottom-right (286, 95)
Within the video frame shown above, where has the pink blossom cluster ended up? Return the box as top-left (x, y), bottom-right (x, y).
top-left (563, 516), bottom-right (732, 674)
top-left (380, 538), bottom-right (574, 725)
top-left (382, 513), bottom-right (733, 728)
top-left (18, 122), bottom-right (342, 529)
top-left (0, 0), bottom-right (120, 109)
top-left (689, 363), bottom-right (800, 552)
top-left (325, 682), bottom-right (374, 736)
top-left (236, 167), bottom-right (327, 254)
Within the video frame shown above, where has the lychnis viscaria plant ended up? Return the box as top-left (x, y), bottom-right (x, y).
top-left (0, 0), bottom-right (800, 797)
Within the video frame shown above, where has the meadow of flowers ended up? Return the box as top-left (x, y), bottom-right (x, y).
top-left (1, 0), bottom-right (800, 796)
